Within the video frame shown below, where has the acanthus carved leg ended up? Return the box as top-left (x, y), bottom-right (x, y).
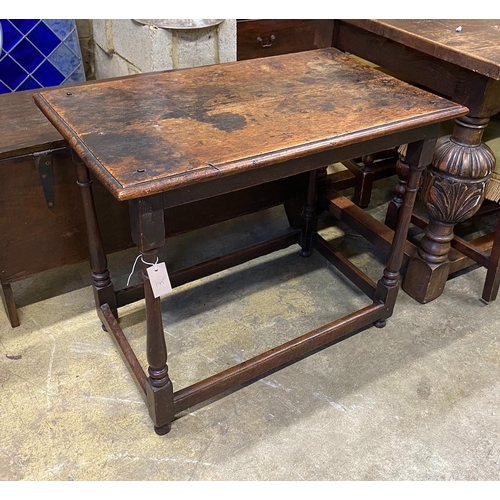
top-left (403, 116), bottom-right (496, 303)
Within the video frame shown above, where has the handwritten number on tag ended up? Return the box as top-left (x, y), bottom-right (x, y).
top-left (146, 262), bottom-right (172, 298)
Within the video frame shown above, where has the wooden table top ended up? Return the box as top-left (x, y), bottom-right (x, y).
top-left (34, 48), bottom-right (466, 201)
top-left (0, 88), bottom-right (65, 160)
top-left (343, 20), bottom-right (500, 81)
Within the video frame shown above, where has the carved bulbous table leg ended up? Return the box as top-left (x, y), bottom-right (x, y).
top-left (403, 116), bottom-right (496, 303)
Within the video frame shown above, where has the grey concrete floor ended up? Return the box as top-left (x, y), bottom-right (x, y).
top-left (1, 177), bottom-right (499, 481)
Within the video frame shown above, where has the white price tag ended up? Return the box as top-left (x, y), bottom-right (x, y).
top-left (146, 262), bottom-right (172, 298)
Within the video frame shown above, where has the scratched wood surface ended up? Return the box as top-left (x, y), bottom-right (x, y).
top-left (34, 48), bottom-right (466, 201)
top-left (343, 20), bottom-right (500, 81)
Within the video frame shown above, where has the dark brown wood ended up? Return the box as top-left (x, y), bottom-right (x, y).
top-left (340, 20), bottom-right (500, 81)
top-left (100, 303), bottom-right (147, 396)
top-left (482, 213), bottom-right (500, 302)
top-left (342, 151), bottom-right (398, 209)
top-left (345, 159), bottom-right (375, 209)
top-left (334, 19), bottom-right (500, 303)
top-left (75, 160), bottom-right (117, 317)
top-left (0, 147), bottom-right (132, 285)
top-left (318, 189), bottom-right (417, 261)
top-left (34, 47), bottom-right (466, 434)
top-left (410, 213), bottom-right (491, 268)
top-left (0, 86), bottom-right (65, 161)
top-left (129, 196), bottom-right (174, 434)
top-left (0, 282), bottom-right (19, 328)
top-left (236, 19), bottom-right (334, 61)
top-left (299, 170), bottom-right (319, 257)
top-left (385, 156), bottom-right (410, 230)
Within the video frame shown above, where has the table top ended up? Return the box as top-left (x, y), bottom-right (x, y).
top-left (34, 48), bottom-right (466, 201)
top-left (0, 88), bottom-right (66, 160)
top-left (343, 20), bottom-right (500, 81)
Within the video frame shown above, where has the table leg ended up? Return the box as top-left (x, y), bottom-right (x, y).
top-left (482, 211), bottom-right (500, 303)
top-left (129, 197), bottom-right (174, 434)
top-left (74, 159), bottom-right (117, 318)
top-left (300, 169), bottom-right (319, 257)
top-left (142, 249), bottom-right (175, 435)
top-left (1, 281), bottom-right (20, 328)
top-left (285, 167), bottom-right (327, 230)
top-left (375, 139), bottom-right (434, 326)
top-left (403, 116), bottom-right (495, 303)
top-left (384, 155), bottom-right (410, 230)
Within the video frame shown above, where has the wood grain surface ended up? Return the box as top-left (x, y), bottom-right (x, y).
top-left (34, 48), bottom-right (466, 200)
top-left (343, 20), bottom-right (500, 80)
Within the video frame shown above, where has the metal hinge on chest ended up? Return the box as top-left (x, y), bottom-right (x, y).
top-left (33, 150), bottom-right (57, 209)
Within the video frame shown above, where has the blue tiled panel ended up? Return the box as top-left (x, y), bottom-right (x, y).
top-left (0, 19), bottom-right (86, 94)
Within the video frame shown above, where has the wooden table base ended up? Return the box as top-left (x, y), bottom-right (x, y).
top-left (93, 166), bottom-right (422, 434)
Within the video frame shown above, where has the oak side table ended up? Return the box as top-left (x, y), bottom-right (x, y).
top-left (34, 48), bottom-right (466, 434)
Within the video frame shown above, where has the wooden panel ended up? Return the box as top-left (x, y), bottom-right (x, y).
top-left (34, 48), bottom-right (467, 201)
top-left (237, 19), bottom-right (334, 60)
top-left (0, 149), bottom-right (132, 283)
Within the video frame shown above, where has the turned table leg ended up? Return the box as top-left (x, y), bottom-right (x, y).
top-left (403, 116), bottom-right (496, 303)
top-left (299, 169), bottom-right (319, 257)
top-left (374, 138), bottom-right (434, 326)
top-left (384, 153), bottom-right (411, 230)
top-left (129, 196), bottom-right (174, 434)
top-left (74, 158), bottom-right (117, 317)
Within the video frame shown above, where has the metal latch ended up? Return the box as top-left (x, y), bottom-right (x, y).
top-left (34, 152), bottom-right (54, 209)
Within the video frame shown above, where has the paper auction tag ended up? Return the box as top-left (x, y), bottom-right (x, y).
top-left (146, 262), bottom-right (172, 298)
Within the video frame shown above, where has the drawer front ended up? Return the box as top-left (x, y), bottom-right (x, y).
top-left (237, 19), bottom-right (334, 60)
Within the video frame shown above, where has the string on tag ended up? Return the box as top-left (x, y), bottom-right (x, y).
top-left (126, 254), bottom-right (159, 287)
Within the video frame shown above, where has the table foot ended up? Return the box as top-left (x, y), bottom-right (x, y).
top-left (154, 423), bottom-right (172, 436)
top-left (403, 257), bottom-right (450, 304)
top-left (299, 248), bottom-right (313, 258)
top-left (373, 319), bottom-right (387, 328)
